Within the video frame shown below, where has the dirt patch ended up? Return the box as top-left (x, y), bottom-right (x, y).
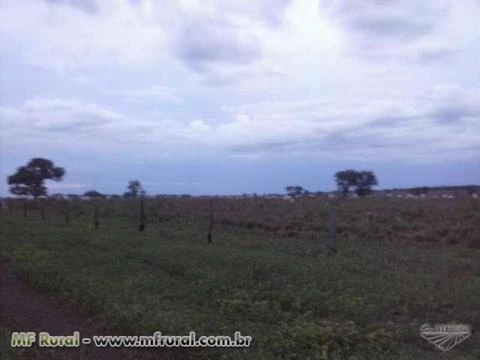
top-left (0, 259), bottom-right (192, 359)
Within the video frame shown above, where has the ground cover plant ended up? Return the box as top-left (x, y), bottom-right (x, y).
top-left (1, 197), bottom-right (479, 359)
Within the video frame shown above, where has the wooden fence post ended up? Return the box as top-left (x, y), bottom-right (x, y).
top-left (41, 200), bottom-right (45, 221)
top-left (65, 200), bottom-right (70, 223)
top-left (326, 200), bottom-right (337, 255)
top-left (139, 197), bottom-right (145, 232)
top-left (94, 204), bottom-right (99, 228)
top-left (207, 199), bottom-right (214, 244)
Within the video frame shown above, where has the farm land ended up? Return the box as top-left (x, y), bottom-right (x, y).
top-left (1, 196), bottom-right (479, 359)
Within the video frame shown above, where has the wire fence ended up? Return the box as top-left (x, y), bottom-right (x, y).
top-left (0, 196), bottom-right (339, 253)
top-left (2, 195), bottom-right (479, 250)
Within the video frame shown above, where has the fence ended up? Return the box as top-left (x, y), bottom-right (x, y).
top-left (0, 196), bottom-right (339, 255)
top-left (4, 195), bottom-right (478, 251)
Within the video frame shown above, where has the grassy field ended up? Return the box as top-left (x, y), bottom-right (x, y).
top-left (1, 197), bottom-right (479, 359)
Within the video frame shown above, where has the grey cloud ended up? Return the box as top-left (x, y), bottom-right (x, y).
top-left (234, 0), bottom-right (292, 27)
top-left (196, 0), bottom-right (292, 28)
top-left (432, 107), bottom-right (472, 123)
top-left (228, 128), bottom-right (411, 154)
top-left (227, 122), bottom-right (478, 162)
top-left (175, 20), bottom-right (261, 72)
top-left (1, 97), bottom-right (133, 141)
top-left (34, 120), bottom-right (100, 133)
top-left (223, 84), bottom-right (479, 161)
top-left (350, 16), bottom-right (432, 40)
top-left (323, 0), bottom-right (447, 40)
top-left (261, 0), bottom-right (292, 26)
top-left (172, 0), bottom-right (292, 84)
top-left (230, 139), bottom-right (300, 153)
top-left (42, 0), bottom-right (98, 13)
top-left (415, 47), bottom-right (457, 64)
top-left (321, 0), bottom-right (452, 61)
top-left (201, 65), bottom-right (284, 86)
top-left (369, 115), bottom-right (421, 127)
top-left (3, 0), bottom-right (287, 79)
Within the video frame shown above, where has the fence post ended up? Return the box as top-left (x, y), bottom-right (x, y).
top-left (207, 199), bottom-right (214, 244)
top-left (139, 197), bottom-right (145, 232)
top-left (326, 200), bottom-right (336, 255)
top-left (41, 200), bottom-right (45, 221)
top-left (65, 200), bottom-right (70, 223)
top-left (94, 204), bottom-right (99, 228)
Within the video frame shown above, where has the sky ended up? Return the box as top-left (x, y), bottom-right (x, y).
top-left (0, 0), bottom-right (479, 195)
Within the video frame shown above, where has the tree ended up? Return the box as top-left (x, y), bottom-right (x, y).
top-left (354, 171), bottom-right (378, 197)
top-left (7, 158), bottom-right (65, 197)
top-left (83, 190), bottom-right (105, 198)
top-left (334, 169), bottom-right (358, 197)
top-left (124, 180), bottom-right (146, 198)
top-left (334, 169), bottom-right (378, 197)
top-left (285, 185), bottom-right (305, 197)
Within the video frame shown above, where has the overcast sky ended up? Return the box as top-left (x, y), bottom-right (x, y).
top-left (0, 0), bottom-right (479, 195)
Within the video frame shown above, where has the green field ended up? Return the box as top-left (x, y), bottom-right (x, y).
top-left (1, 197), bottom-right (479, 359)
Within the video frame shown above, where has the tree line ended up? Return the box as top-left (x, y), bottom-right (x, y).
top-left (6, 158), bottom-right (146, 199)
top-left (7, 158), bottom-right (382, 199)
top-left (8, 157), bottom-right (479, 201)
top-left (286, 170), bottom-right (378, 198)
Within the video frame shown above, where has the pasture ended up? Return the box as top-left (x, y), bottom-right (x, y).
top-left (1, 196), bottom-right (479, 359)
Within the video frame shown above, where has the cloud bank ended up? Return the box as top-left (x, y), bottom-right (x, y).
top-left (0, 0), bottom-right (479, 193)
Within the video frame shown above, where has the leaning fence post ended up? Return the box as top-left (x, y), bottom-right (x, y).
top-left (94, 204), bottom-right (99, 228)
top-left (326, 200), bottom-right (336, 255)
top-left (207, 199), bottom-right (214, 244)
top-left (65, 200), bottom-right (70, 223)
top-left (139, 197), bottom-right (145, 232)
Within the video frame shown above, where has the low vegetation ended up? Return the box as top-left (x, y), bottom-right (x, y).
top-left (1, 197), bottom-right (479, 359)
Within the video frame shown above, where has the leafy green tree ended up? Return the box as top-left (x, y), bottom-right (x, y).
top-left (124, 180), bottom-right (146, 198)
top-left (354, 171), bottom-right (378, 197)
top-left (285, 185), bottom-right (305, 197)
top-left (334, 169), bottom-right (358, 197)
top-left (335, 169), bottom-right (378, 197)
top-left (83, 190), bottom-right (105, 198)
top-left (7, 158), bottom-right (65, 198)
